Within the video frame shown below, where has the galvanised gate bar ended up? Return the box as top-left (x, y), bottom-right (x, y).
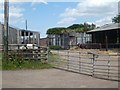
top-left (50, 50), bottom-right (120, 81)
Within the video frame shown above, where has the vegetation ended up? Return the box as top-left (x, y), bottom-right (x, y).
top-left (2, 51), bottom-right (53, 70)
top-left (46, 27), bottom-right (66, 34)
top-left (48, 53), bottom-right (59, 63)
top-left (3, 60), bottom-right (53, 70)
top-left (68, 23), bottom-right (96, 32)
top-left (46, 23), bottom-right (96, 34)
top-left (112, 14), bottom-right (120, 23)
top-left (48, 52), bottom-right (67, 66)
top-left (49, 45), bottom-right (63, 50)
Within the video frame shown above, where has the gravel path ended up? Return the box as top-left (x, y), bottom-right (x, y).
top-left (2, 69), bottom-right (118, 88)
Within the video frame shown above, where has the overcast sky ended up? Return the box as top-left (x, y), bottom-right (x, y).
top-left (0, 0), bottom-right (119, 38)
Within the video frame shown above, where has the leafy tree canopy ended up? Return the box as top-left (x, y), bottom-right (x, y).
top-left (46, 27), bottom-right (66, 34)
top-left (46, 23), bottom-right (96, 34)
top-left (67, 23), bottom-right (96, 33)
top-left (112, 14), bottom-right (120, 23)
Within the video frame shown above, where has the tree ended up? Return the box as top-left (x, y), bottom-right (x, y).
top-left (67, 23), bottom-right (96, 33)
top-left (112, 14), bottom-right (120, 23)
top-left (46, 27), bottom-right (66, 34)
top-left (46, 23), bottom-right (96, 35)
top-left (67, 24), bottom-right (81, 29)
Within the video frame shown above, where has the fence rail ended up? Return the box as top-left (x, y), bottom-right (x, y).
top-left (50, 50), bottom-right (120, 81)
top-left (1, 44), bottom-right (48, 62)
top-left (70, 43), bottom-right (120, 50)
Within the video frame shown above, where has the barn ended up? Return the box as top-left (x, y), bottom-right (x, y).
top-left (87, 23), bottom-right (120, 50)
top-left (0, 23), bottom-right (40, 48)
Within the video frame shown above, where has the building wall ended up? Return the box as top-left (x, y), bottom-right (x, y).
top-left (40, 38), bottom-right (48, 47)
top-left (0, 23), bottom-right (40, 46)
top-left (33, 32), bottom-right (40, 45)
top-left (8, 27), bottom-right (18, 44)
top-left (48, 33), bottom-right (90, 49)
top-left (48, 34), bottom-right (70, 49)
top-left (18, 30), bottom-right (40, 46)
top-left (48, 32), bottom-right (92, 49)
top-left (0, 23), bottom-right (18, 44)
top-left (75, 33), bottom-right (92, 44)
top-left (92, 30), bottom-right (120, 44)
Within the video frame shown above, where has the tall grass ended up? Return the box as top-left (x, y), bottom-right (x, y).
top-left (2, 51), bottom-right (53, 70)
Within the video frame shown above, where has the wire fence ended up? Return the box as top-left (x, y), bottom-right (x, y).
top-left (50, 50), bottom-right (120, 81)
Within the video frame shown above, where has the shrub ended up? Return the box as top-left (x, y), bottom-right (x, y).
top-left (49, 45), bottom-right (63, 50)
top-left (2, 51), bottom-right (53, 70)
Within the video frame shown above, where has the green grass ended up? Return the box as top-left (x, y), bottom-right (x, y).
top-left (2, 52), bottom-right (54, 70)
top-left (2, 60), bottom-right (53, 70)
top-left (48, 53), bottom-right (60, 63)
top-left (48, 53), bottom-right (67, 66)
top-left (2, 51), bottom-right (62, 70)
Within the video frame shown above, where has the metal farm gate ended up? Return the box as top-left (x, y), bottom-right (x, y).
top-left (49, 50), bottom-right (120, 81)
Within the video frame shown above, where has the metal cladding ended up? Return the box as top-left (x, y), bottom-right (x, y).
top-left (0, 23), bottom-right (40, 46)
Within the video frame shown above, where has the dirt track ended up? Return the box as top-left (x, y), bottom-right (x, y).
top-left (2, 69), bottom-right (118, 88)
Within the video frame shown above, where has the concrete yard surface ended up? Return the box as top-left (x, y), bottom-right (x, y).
top-left (2, 69), bottom-right (118, 88)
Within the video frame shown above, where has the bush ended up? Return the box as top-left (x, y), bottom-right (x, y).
top-left (2, 51), bottom-right (53, 70)
top-left (49, 45), bottom-right (63, 50)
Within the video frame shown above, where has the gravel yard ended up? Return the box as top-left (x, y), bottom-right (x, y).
top-left (2, 69), bottom-right (118, 88)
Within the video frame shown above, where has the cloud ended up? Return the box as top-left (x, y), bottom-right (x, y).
top-left (60, 8), bottom-right (80, 18)
top-left (0, 2), bottom-right (4, 22)
top-left (95, 16), bottom-right (115, 26)
top-left (0, 2), bottom-right (25, 24)
top-left (31, 0), bottom-right (47, 6)
top-left (0, 14), bottom-right (3, 23)
top-left (58, 0), bottom-right (119, 26)
top-left (9, 5), bottom-right (24, 17)
top-left (57, 17), bottom-right (76, 25)
top-left (9, 5), bottom-right (25, 24)
top-left (32, 7), bottom-right (36, 11)
top-left (0, 2), bottom-right (3, 9)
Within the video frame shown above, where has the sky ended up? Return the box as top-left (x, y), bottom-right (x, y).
top-left (0, 0), bottom-right (119, 38)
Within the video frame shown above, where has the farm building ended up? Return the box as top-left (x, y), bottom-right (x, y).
top-left (87, 23), bottom-right (120, 49)
top-left (48, 33), bottom-right (70, 49)
top-left (40, 38), bottom-right (48, 47)
top-left (0, 22), bottom-right (40, 46)
top-left (48, 23), bottom-right (120, 50)
top-left (47, 32), bottom-right (91, 49)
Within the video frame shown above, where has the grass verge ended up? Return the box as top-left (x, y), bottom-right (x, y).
top-left (2, 60), bottom-right (53, 70)
top-left (48, 52), bottom-right (67, 66)
top-left (2, 51), bottom-right (54, 70)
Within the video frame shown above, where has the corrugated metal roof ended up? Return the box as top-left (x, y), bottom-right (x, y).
top-left (87, 23), bottom-right (120, 33)
top-left (0, 23), bottom-right (39, 33)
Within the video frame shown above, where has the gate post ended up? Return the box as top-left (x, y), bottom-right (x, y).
top-left (79, 52), bottom-right (81, 73)
top-left (67, 51), bottom-right (69, 70)
top-left (92, 54), bottom-right (95, 76)
top-left (46, 47), bottom-right (49, 63)
top-left (58, 50), bottom-right (60, 65)
top-left (108, 55), bottom-right (110, 79)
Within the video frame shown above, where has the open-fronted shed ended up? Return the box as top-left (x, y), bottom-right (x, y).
top-left (87, 23), bottom-right (120, 50)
